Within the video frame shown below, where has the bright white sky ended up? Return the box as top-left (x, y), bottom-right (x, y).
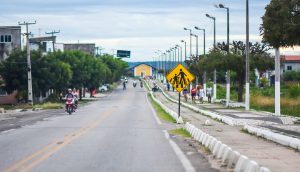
top-left (2, 0), bottom-right (297, 62)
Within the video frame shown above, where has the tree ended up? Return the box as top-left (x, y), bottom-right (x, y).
top-left (0, 49), bottom-right (28, 100)
top-left (193, 41), bottom-right (274, 102)
top-left (261, 0), bottom-right (300, 115)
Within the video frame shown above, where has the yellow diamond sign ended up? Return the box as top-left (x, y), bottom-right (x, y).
top-left (166, 63), bottom-right (195, 92)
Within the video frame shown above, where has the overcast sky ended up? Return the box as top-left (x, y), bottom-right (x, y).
top-left (0, 0), bottom-right (279, 61)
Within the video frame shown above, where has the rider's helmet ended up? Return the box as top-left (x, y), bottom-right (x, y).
top-left (68, 88), bottom-right (72, 93)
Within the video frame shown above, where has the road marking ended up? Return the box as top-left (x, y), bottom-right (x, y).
top-left (163, 130), bottom-right (195, 172)
top-left (3, 107), bottom-right (114, 172)
top-left (145, 94), bottom-right (162, 125)
top-left (0, 129), bottom-right (16, 134)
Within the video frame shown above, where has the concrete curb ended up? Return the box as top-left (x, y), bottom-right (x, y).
top-left (145, 81), bottom-right (183, 123)
top-left (158, 86), bottom-right (237, 126)
top-left (185, 122), bottom-right (270, 172)
top-left (244, 124), bottom-right (300, 151)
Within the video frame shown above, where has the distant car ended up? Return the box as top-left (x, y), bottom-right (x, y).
top-left (99, 85), bottom-right (108, 92)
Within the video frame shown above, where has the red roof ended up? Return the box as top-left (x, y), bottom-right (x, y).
top-left (281, 55), bottom-right (300, 61)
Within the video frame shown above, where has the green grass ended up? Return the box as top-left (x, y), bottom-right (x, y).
top-left (216, 83), bottom-right (300, 117)
top-left (33, 102), bottom-right (64, 109)
top-left (169, 128), bottom-right (192, 138)
top-left (148, 94), bottom-right (176, 123)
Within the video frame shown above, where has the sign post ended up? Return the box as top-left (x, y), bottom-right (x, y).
top-left (166, 63), bottom-right (195, 123)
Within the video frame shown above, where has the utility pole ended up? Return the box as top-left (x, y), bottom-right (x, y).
top-left (18, 21), bottom-right (36, 106)
top-left (245, 0), bottom-right (250, 110)
top-left (45, 30), bottom-right (60, 52)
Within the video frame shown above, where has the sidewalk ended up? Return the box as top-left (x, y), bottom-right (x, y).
top-left (148, 80), bottom-right (300, 172)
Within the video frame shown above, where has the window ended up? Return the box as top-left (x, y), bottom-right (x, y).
top-left (0, 88), bottom-right (7, 96)
top-left (0, 35), bottom-right (12, 43)
top-left (287, 66), bottom-right (292, 70)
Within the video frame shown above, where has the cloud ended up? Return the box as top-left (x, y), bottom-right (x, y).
top-left (0, 0), bottom-right (273, 61)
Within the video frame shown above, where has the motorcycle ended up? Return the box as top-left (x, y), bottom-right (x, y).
top-left (133, 82), bottom-right (137, 88)
top-left (140, 82), bottom-right (143, 88)
top-left (66, 97), bottom-right (74, 115)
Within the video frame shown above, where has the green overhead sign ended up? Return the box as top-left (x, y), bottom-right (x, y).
top-left (117, 50), bottom-right (130, 58)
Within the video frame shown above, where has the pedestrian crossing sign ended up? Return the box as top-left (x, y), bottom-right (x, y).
top-left (166, 63), bottom-right (195, 92)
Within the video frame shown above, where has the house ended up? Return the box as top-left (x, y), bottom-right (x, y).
top-left (0, 26), bottom-right (21, 61)
top-left (281, 55), bottom-right (300, 73)
top-left (132, 63), bottom-right (156, 77)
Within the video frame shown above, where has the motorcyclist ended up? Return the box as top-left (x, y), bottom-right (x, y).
top-left (140, 80), bottom-right (143, 88)
top-left (123, 81), bottom-right (126, 90)
top-left (72, 88), bottom-right (79, 108)
top-left (65, 88), bottom-right (75, 111)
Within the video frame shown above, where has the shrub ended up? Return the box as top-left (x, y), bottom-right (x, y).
top-left (283, 71), bottom-right (300, 82)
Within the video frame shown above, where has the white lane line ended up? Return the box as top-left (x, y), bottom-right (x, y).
top-left (145, 94), bottom-right (162, 125)
top-left (1, 129), bottom-right (16, 134)
top-left (163, 130), bottom-right (195, 172)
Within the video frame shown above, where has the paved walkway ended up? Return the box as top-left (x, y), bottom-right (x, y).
top-left (148, 80), bottom-right (300, 172)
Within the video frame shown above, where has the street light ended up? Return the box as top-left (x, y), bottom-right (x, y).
top-left (215, 4), bottom-right (229, 53)
top-left (176, 45), bottom-right (182, 63)
top-left (190, 33), bottom-right (198, 57)
top-left (181, 40), bottom-right (187, 61)
top-left (206, 13), bottom-right (217, 101)
top-left (184, 27), bottom-right (192, 59)
top-left (194, 27), bottom-right (206, 55)
top-left (205, 14), bottom-right (216, 49)
top-left (216, 3), bottom-right (230, 107)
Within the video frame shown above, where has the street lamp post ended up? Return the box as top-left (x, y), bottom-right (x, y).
top-left (176, 45), bottom-right (182, 63)
top-left (206, 13), bottom-right (217, 101)
top-left (184, 28), bottom-right (192, 59)
top-left (190, 33), bottom-right (198, 57)
top-left (205, 14), bottom-right (216, 48)
top-left (216, 3), bottom-right (230, 107)
top-left (194, 27), bottom-right (206, 55)
top-left (195, 27), bottom-right (207, 93)
top-left (181, 40), bottom-right (187, 61)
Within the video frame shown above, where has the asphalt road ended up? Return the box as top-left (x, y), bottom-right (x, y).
top-left (0, 83), bottom-right (216, 172)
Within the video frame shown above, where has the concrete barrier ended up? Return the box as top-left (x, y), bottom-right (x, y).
top-left (205, 136), bottom-right (213, 147)
top-left (245, 160), bottom-right (259, 172)
top-left (217, 144), bottom-right (228, 159)
top-left (234, 155), bottom-right (249, 172)
top-left (209, 138), bottom-right (218, 151)
top-left (221, 147), bottom-right (232, 164)
top-left (228, 151), bottom-right (241, 169)
top-left (202, 134), bottom-right (209, 145)
top-left (212, 141), bottom-right (222, 157)
top-left (244, 124), bottom-right (300, 151)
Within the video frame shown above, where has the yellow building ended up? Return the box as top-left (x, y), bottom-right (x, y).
top-left (134, 63), bottom-right (154, 77)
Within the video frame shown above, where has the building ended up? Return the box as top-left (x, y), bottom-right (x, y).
top-left (281, 55), bottom-right (300, 73)
top-left (132, 63), bottom-right (156, 77)
top-left (64, 43), bottom-right (95, 56)
top-left (0, 26), bottom-right (21, 61)
top-left (29, 36), bottom-right (56, 54)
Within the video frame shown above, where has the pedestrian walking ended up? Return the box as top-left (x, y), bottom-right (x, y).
top-left (183, 87), bottom-right (188, 102)
top-left (207, 86), bottom-right (212, 103)
top-left (191, 86), bottom-right (197, 103)
top-left (198, 85), bottom-right (205, 104)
